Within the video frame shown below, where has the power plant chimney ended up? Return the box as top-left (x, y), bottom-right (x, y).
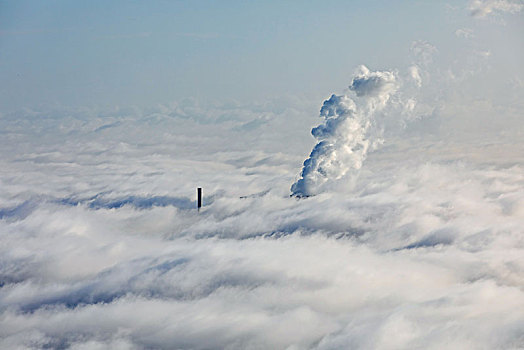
top-left (197, 187), bottom-right (202, 211)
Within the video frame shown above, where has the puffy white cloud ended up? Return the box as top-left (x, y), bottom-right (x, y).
top-left (408, 65), bottom-right (423, 87)
top-left (291, 93), bottom-right (367, 197)
top-left (469, 0), bottom-right (524, 18)
top-left (291, 66), bottom-right (406, 197)
top-left (349, 65), bottom-right (398, 105)
top-left (455, 28), bottom-right (475, 39)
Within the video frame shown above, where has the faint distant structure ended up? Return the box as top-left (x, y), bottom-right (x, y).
top-left (197, 187), bottom-right (202, 211)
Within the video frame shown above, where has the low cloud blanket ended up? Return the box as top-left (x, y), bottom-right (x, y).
top-left (0, 95), bottom-right (523, 349)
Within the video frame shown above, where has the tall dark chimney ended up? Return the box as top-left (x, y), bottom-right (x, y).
top-left (197, 187), bottom-right (202, 211)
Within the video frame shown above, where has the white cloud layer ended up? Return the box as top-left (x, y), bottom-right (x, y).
top-left (0, 88), bottom-right (523, 348)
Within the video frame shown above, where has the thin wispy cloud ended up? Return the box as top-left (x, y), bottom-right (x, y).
top-left (455, 28), bottom-right (475, 39)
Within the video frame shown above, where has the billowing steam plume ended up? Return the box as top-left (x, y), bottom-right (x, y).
top-left (291, 65), bottom-right (412, 197)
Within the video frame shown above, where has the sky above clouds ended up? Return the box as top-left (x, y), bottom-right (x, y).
top-left (0, 0), bottom-right (522, 110)
top-left (1, 1), bottom-right (524, 349)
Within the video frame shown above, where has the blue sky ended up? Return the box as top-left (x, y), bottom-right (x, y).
top-left (1, 0), bottom-right (523, 111)
top-left (4, 0), bottom-right (521, 110)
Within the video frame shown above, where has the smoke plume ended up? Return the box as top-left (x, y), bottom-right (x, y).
top-left (291, 65), bottom-right (405, 197)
